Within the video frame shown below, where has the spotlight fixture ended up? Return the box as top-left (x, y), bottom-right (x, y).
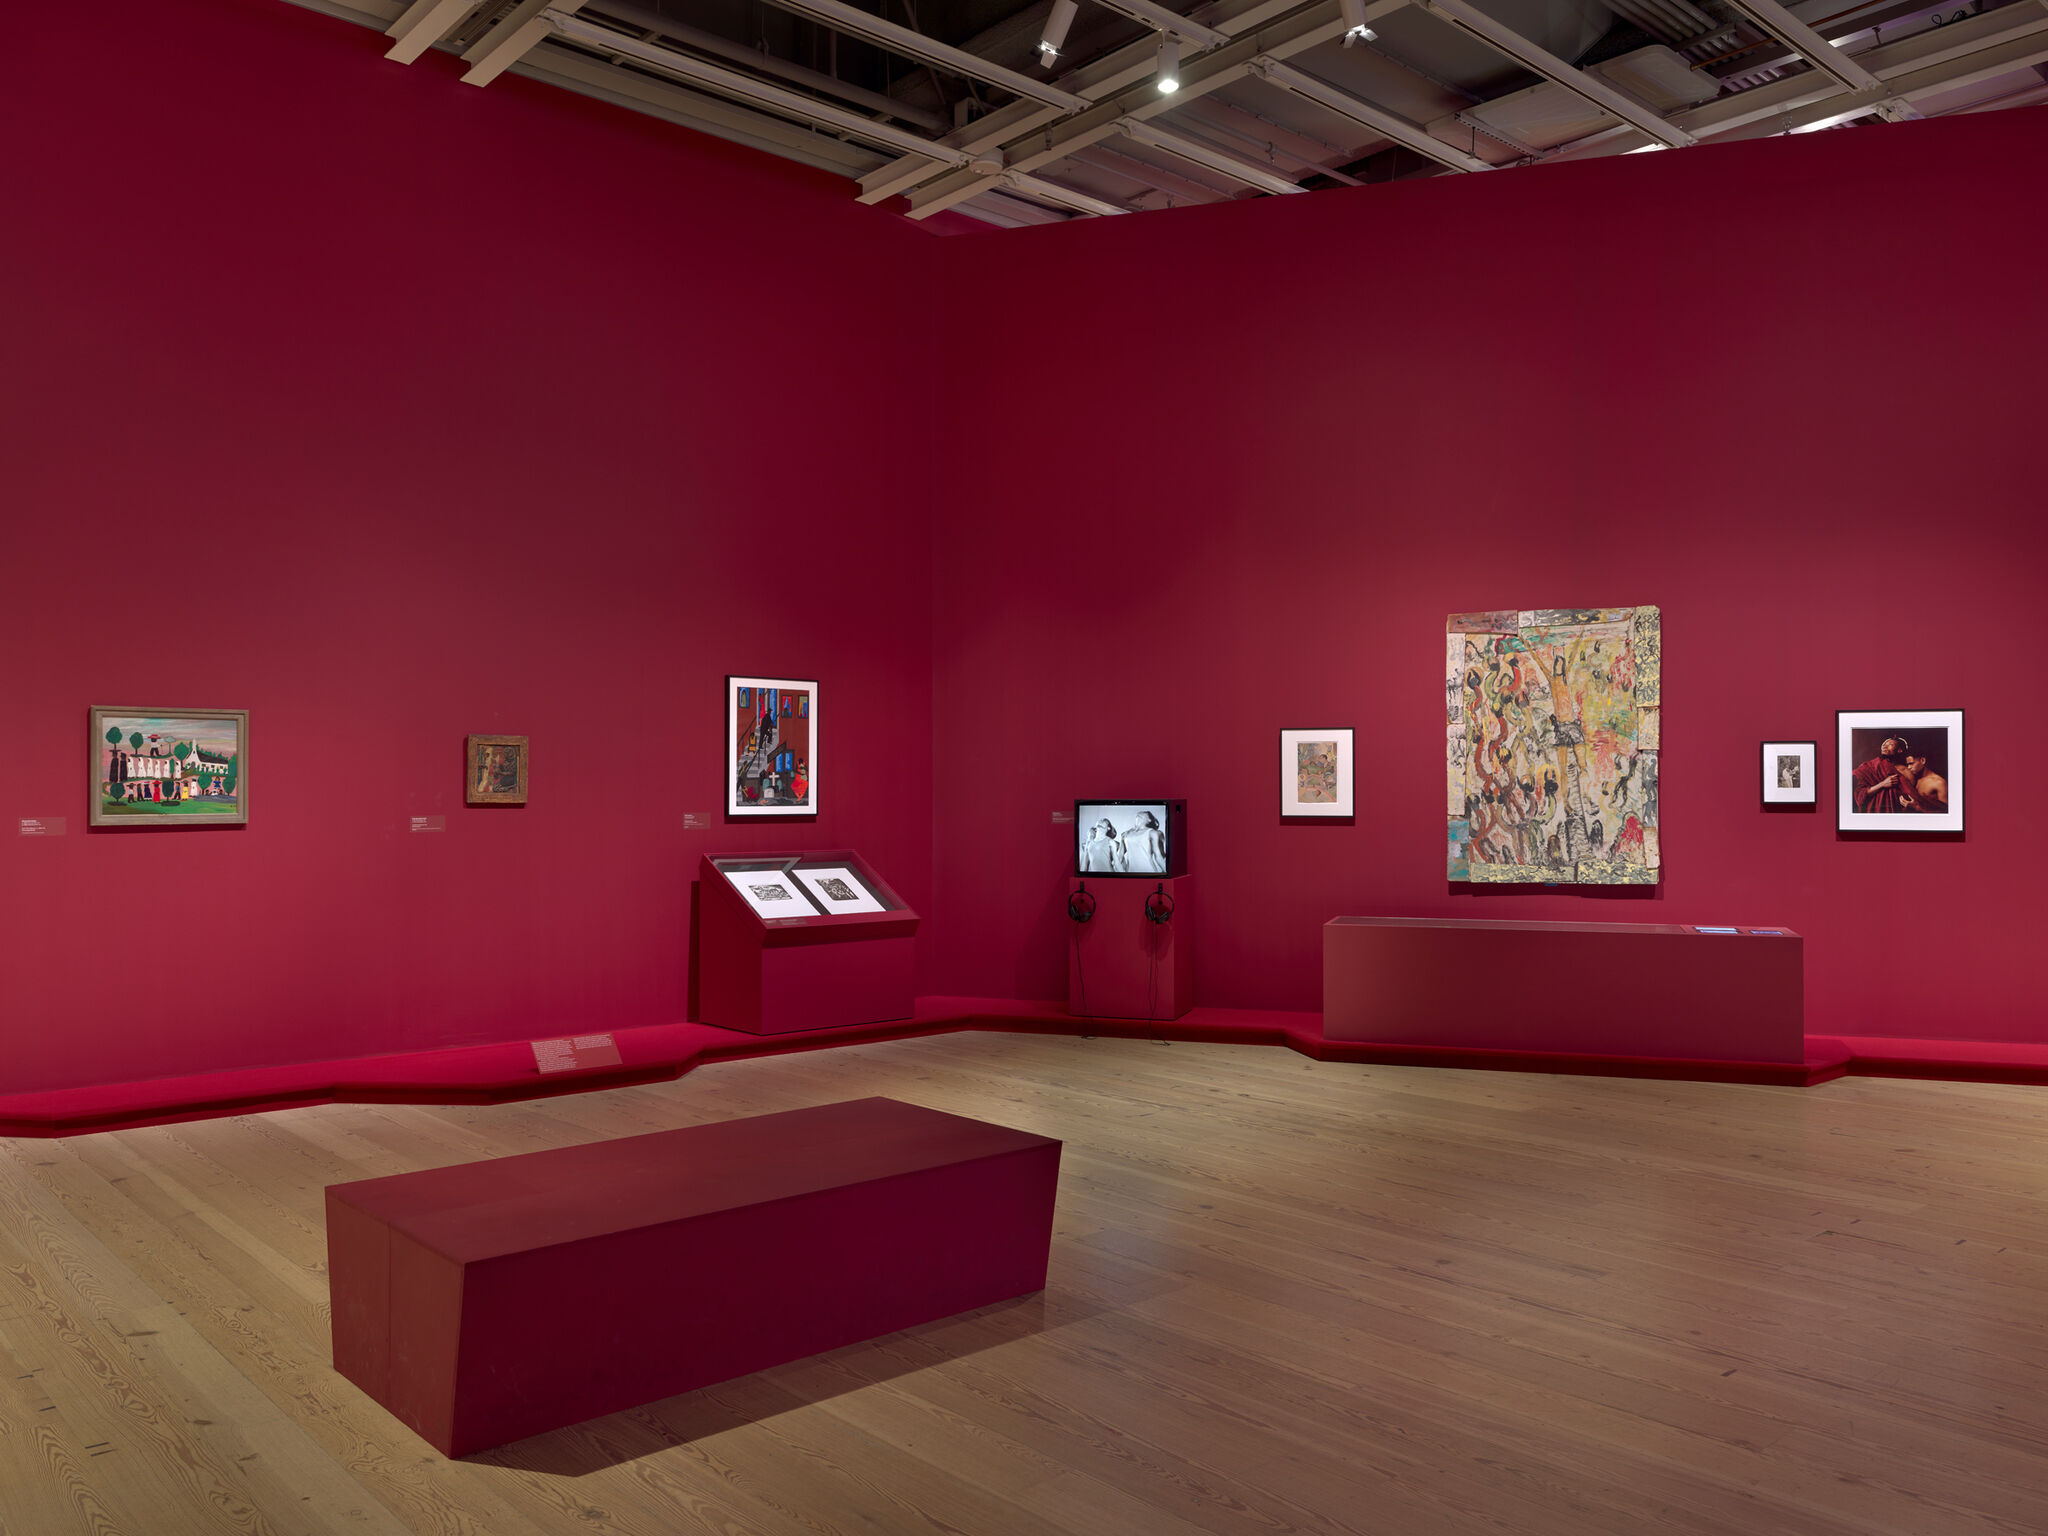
top-left (1155, 32), bottom-right (1179, 93)
top-left (1037, 0), bottom-right (1077, 65)
top-left (1339, 0), bottom-right (1376, 45)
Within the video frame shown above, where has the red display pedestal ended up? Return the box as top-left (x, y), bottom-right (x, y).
top-left (1323, 916), bottom-right (1804, 1063)
top-left (1066, 876), bottom-right (1193, 1021)
top-left (698, 850), bottom-right (918, 1033)
top-left (327, 1097), bottom-right (1062, 1457)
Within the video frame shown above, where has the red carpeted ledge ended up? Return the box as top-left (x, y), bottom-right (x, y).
top-left (0, 1007), bottom-right (2031, 1138)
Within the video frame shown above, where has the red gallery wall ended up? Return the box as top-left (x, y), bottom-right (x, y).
top-left (0, 1), bottom-right (938, 1094)
top-left (927, 109), bottom-right (2048, 1043)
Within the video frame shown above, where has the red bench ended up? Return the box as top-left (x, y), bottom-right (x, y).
top-left (327, 1097), bottom-right (1062, 1456)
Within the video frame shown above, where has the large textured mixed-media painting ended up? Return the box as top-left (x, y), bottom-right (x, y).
top-left (1446, 607), bottom-right (1661, 884)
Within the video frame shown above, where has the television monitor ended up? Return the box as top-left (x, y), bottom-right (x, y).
top-left (1074, 799), bottom-right (1186, 879)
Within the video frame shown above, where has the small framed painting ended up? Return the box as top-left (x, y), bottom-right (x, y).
top-left (1837, 710), bottom-right (1963, 833)
top-left (89, 707), bottom-right (249, 828)
top-left (727, 676), bottom-right (815, 816)
top-left (467, 734), bottom-right (529, 805)
top-left (1280, 727), bottom-right (1354, 818)
top-left (1761, 740), bottom-right (1816, 806)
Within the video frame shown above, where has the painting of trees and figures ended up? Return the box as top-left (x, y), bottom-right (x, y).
top-left (90, 707), bottom-right (248, 827)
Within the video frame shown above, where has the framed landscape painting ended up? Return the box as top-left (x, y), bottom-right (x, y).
top-left (1837, 709), bottom-right (1963, 833)
top-left (727, 675), bottom-right (815, 816)
top-left (467, 734), bottom-right (529, 805)
top-left (89, 707), bottom-right (248, 827)
top-left (1280, 727), bottom-right (1353, 818)
top-left (1761, 740), bottom-right (1816, 806)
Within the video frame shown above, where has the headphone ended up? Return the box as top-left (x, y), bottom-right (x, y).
top-left (1144, 883), bottom-right (1175, 925)
top-left (1067, 884), bottom-right (1097, 923)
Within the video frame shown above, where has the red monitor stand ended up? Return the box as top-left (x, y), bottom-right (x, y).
top-left (1066, 876), bottom-right (1192, 1021)
top-left (698, 851), bottom-right (919, 1034)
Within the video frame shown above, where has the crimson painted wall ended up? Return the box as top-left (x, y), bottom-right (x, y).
top-left (0, 1), bottom-right (938, 1093)
top-left (7, 4), bottom-right (2044, 1101)
top-left (928, 109), bottom-right (2048, 1042)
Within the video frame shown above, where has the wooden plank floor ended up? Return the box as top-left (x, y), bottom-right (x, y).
top-left (4, 1032), bottom-right (2047, 1535)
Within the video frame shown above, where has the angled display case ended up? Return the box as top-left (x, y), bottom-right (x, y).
top-left (697, 850), bottom-right (919, 1034)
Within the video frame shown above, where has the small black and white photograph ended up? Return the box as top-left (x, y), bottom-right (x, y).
top-left (1836, 710), bottom-right (1964, 832)
top-left (794, 864), bottom-right (888, 914)
top-left (1075, 801), bottom-right (1170, 875)
top-left (721, 865), bottom-right (820, 920)
top-left (1760, 740), bottom-right (1817, 807)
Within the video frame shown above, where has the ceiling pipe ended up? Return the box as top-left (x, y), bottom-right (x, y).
top-left (543, 10), bottom-right (973, 163)
top-left (747, 0), bottom-right (1092, 111)
top-left (588, 2), bottom-right (950, 131)
top-left (1113, 117), bottom-right (1308, 193)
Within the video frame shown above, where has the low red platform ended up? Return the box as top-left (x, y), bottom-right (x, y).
top-left (326, 1096), bottom-right (1061, 1456)
top-left (1067, 875), bottom-right (1193, 1021)
top-left (1323, 916), bottom-right (1806, 1064)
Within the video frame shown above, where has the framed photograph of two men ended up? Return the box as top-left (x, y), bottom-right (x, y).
top-left (727, 675), bottom-right (815, 816)
top-left (89, 706), bottom-right (248, 828)
top-left (1837, 709), bottom-right (1963, 833)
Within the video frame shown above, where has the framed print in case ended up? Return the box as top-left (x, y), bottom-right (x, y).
top-left (467, 734), bottom-right (528, 805)
top-left (727, 675), bottom-right (815, 816)
top-left (90, 707), bottom-right (249, 828)
top-left (1761, 740), bottom-right (1816, 806)
top-left (1280, 728), bottom-right (1354, 818)
top-left (793, 864), bottom-right (887, 915)
top-left (1837, 709), bottom-right (1963, 833)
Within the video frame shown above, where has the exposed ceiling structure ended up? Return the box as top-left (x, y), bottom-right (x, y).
top-left (299, 0), bottom-right (2048, 225)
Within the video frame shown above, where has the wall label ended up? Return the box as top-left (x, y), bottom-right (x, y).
top-left (18, 817), bottom-right (67, 836)
top-left (410, 815), bottom-right (445, 833)
top-left (1050, 810), bottom-right (1074, 824)
top-left (683, 812), bottom-right (711, 829)
top-left (531, 1032), bottom-right (624, 1075)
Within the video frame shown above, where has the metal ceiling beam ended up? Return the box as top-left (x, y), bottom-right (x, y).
top-left (540, 10), bottom-right (974, 163)
top-left (1072, 143), bottom-right (1239, 202)
top-left (1116, 117), bottom-right (1309, 191)
top-left (1418, 0), bottom-right (1696, 146)
top-left (384, 0), bottom-right (481, 63)
top-left (1248, 55), bottom-right (1493, 171)
top-left (521, 34), bottom-right (885, 172)
top-left (1542, 1), bottom-right (2048, 158)
top-left (751, 0), bottom-right (1092, 111)
top-left (463, 0), bottom-right (586, 85)
top-left (1087, 0), bottom-right (1234, 48)
top-left (855, 0), bottom-right (1398, 206)
top-left (1000, 170), bottom-right (1134, 214)
top-left (899, 0), bottom-right (1409, 218)
top-left (1716, 0), bottom-right (1883, 93)
top-left (591, 1), bottom-right (950, 130)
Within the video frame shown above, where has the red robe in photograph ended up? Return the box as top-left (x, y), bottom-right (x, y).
top-left (1851, 755), bottom-right (1909, 813)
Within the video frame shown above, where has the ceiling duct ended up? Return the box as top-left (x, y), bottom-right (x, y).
top-left (1426, 44), bottom-right (1718, 152)
top-left (1602, 0), bottom-right (1719, 46)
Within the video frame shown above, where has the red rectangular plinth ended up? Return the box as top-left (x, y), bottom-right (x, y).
top-left (1067, 876), bottom-right (1193, 1021)
top-left (1323, 917), bottom-right (1804, 1063)
top-left (327, 1097), bottom-right (1062, 1456)
top-left (697, 852), bottom-right (919, 1033)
